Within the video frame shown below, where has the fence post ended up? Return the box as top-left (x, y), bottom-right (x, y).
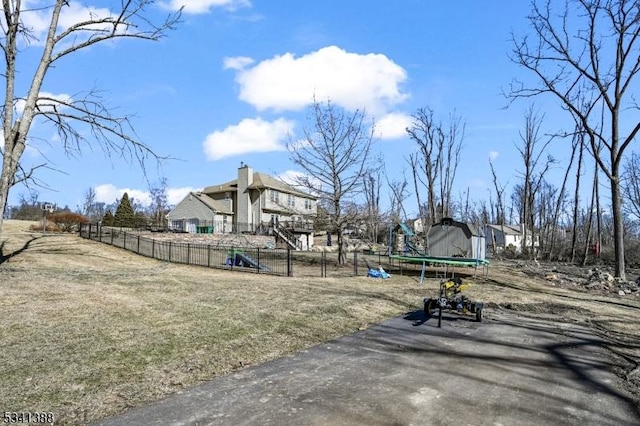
top-left (99, 225), bottom-right (103, 242)
top-left (123, 231), bottom-right (127, 249)
top-left (187, 243), bottom-right (191, 265)
top-left (137, 235), bottom-right (140, 254)
top-left (257, 248), bottom-right (260, 274)
top-left (207, 245), bottom-right (211, 268)
top-left (169, 241), bottom-right (172, 262)
top-left (111, 229), bottom-right (114, 245)
top-left (287, 249), bottom-right (292, 277)
top-left (354, 251), bottom-right (358, 276)
top-left (152, 239), bottom-right (155, 259)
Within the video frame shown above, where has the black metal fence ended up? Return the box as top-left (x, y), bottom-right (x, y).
top-left (78, 224), bottom-right (428, 279)
top-left (79, 224), bottom-right (291, 276)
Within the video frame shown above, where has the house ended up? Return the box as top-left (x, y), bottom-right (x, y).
top-left (167, 164), bottom-right (317, 250)
top-left (427, 218), bottom-right (486, 260)
top-left (484, 224), bottom-right (523, 253)
top-left (166, 191), bottom-right (233, 234)
top-left (484, 224), bottom-right (541, 254)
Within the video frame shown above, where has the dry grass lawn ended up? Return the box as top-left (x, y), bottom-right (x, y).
top-left (0, 221), bottom-right (427, 425)
top-left (1, 220), bottom-right (639, 424)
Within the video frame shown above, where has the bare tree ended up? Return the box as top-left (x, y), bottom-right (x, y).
top-left (362, 166), bottom-right (382, 243)
top-left (407, 107), bottom-right (465, 226)
top-left (569, 132), bottom-right (586, 263)
top-left (622, 152), bottom-right (640, 221)
top-left (148, 177), bottom-right (170, 228)
top-left (0, 1), bottom-right (181, 231)
top-left (438, 110), bottom-right (464, 219)
top-left (514, 106), bottom-right (555, 256)
top-left (76, 187), bottom-right (104, 222)
top-left (287, 99), bottom-right (375, 264)
top-left (489, 158), bottom-right (507, 253)
top-left (509, 0), bottom-right (640, 279)
top-left (386, 177), bottom-right (410, 223)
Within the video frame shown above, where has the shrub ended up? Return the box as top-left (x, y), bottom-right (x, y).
top-left (48, 212), bottom-right (89, 232)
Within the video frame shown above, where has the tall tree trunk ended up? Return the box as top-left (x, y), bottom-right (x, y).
top-left (570, 137), bottom-right (585, 263)
top-left (581, 165), bottom-right (597, 267)
top-left (611, 176), bottom-right (625, 279)
top-left (548, 140), bottom-right (577, 260)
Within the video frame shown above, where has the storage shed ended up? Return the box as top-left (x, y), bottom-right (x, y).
top-left (427, 218), bottom-right (486, 261)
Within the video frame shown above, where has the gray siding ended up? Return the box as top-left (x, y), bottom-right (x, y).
top-left (167, 195), bottom-right (215, 221)
top-left (428, 222), bottom-right (486, 260)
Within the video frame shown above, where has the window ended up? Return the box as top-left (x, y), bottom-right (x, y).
top-left (288, 194), bottom-right (295, 208)
top-left (304, 199), bottom-right (313, 210)
top-left (269, 190), bottom-right (280, 204)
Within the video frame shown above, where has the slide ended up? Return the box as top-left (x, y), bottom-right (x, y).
top-left (235, 253), bottom-right (271, 271)
top-left (406, 240), bottom-right (427, 257)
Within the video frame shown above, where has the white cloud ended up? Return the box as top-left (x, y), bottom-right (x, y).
top-left (375, 112), bottom-right (412, 140)
top-left (277, 170), bottom-right (306, 186)
top-left (203, 117), bottom-right (294, 160)
top-left (15, 2), bottom-right (121, 44)
top-left (228, 45), bottom-right (408, 114)
top-left (14, 92), bottom-right (73, 115)
top-left (277, 170), bottom-right (322, 196)
top-left (167, 187), bottom-right (201, 205)
top-left (95, 184), bottom-right (152, 206)
top-left (223, 56), bottom-right (254, 70)
top-left (163, 0), bottom-right (251, 14)
top-left (489, 150), bottom-right (499, 161)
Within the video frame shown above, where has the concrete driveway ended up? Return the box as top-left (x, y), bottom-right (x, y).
top-left (96, 308), bottom-right (639, 426)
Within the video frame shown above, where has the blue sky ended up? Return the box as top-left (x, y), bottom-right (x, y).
top-left (8, 0), bottom-right (584, 217)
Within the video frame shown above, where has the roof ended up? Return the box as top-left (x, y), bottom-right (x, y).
top-left (486, 224), bottom-right (522, 235)
top-left (202, 179), bottom-right (237, 194)
top-left (193, 192), bottom-right (233, 214)
top-left (431, 219), bottom-right (485, 237)
top-left (203, 172), bottom-right (315, 199)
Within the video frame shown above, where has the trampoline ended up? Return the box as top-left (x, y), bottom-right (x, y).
top-left (389, 254), bottom-right (489, 283)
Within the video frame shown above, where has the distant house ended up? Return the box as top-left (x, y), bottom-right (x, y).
top-left (427, 218), bottom-right (486, 260)
top-left (485, 224), bottom-right (523, 253)
top-left (405, 217), bottom-right (425, 235)
top-left (166, 164), bottom-right (317, 250)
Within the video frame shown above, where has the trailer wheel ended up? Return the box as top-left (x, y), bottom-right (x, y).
top-left (424, 298), bottom-right (434, 318)
top-left (475, 307), bottom-right (483, 322)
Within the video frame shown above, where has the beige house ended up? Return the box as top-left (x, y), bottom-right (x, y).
top-left (167, 164), bottom-right (317, 250)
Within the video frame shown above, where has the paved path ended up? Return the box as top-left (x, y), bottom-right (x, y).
top-left (96, 309), bottom-right (639, 426)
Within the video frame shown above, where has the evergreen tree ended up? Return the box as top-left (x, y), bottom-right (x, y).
top-left (102, 210), bottom-right (115, 226)
top-left (114, 193), bottom-right (135, 227)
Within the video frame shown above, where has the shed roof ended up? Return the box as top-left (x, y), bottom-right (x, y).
top-left (431, 219), bottom-right (485, 238)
